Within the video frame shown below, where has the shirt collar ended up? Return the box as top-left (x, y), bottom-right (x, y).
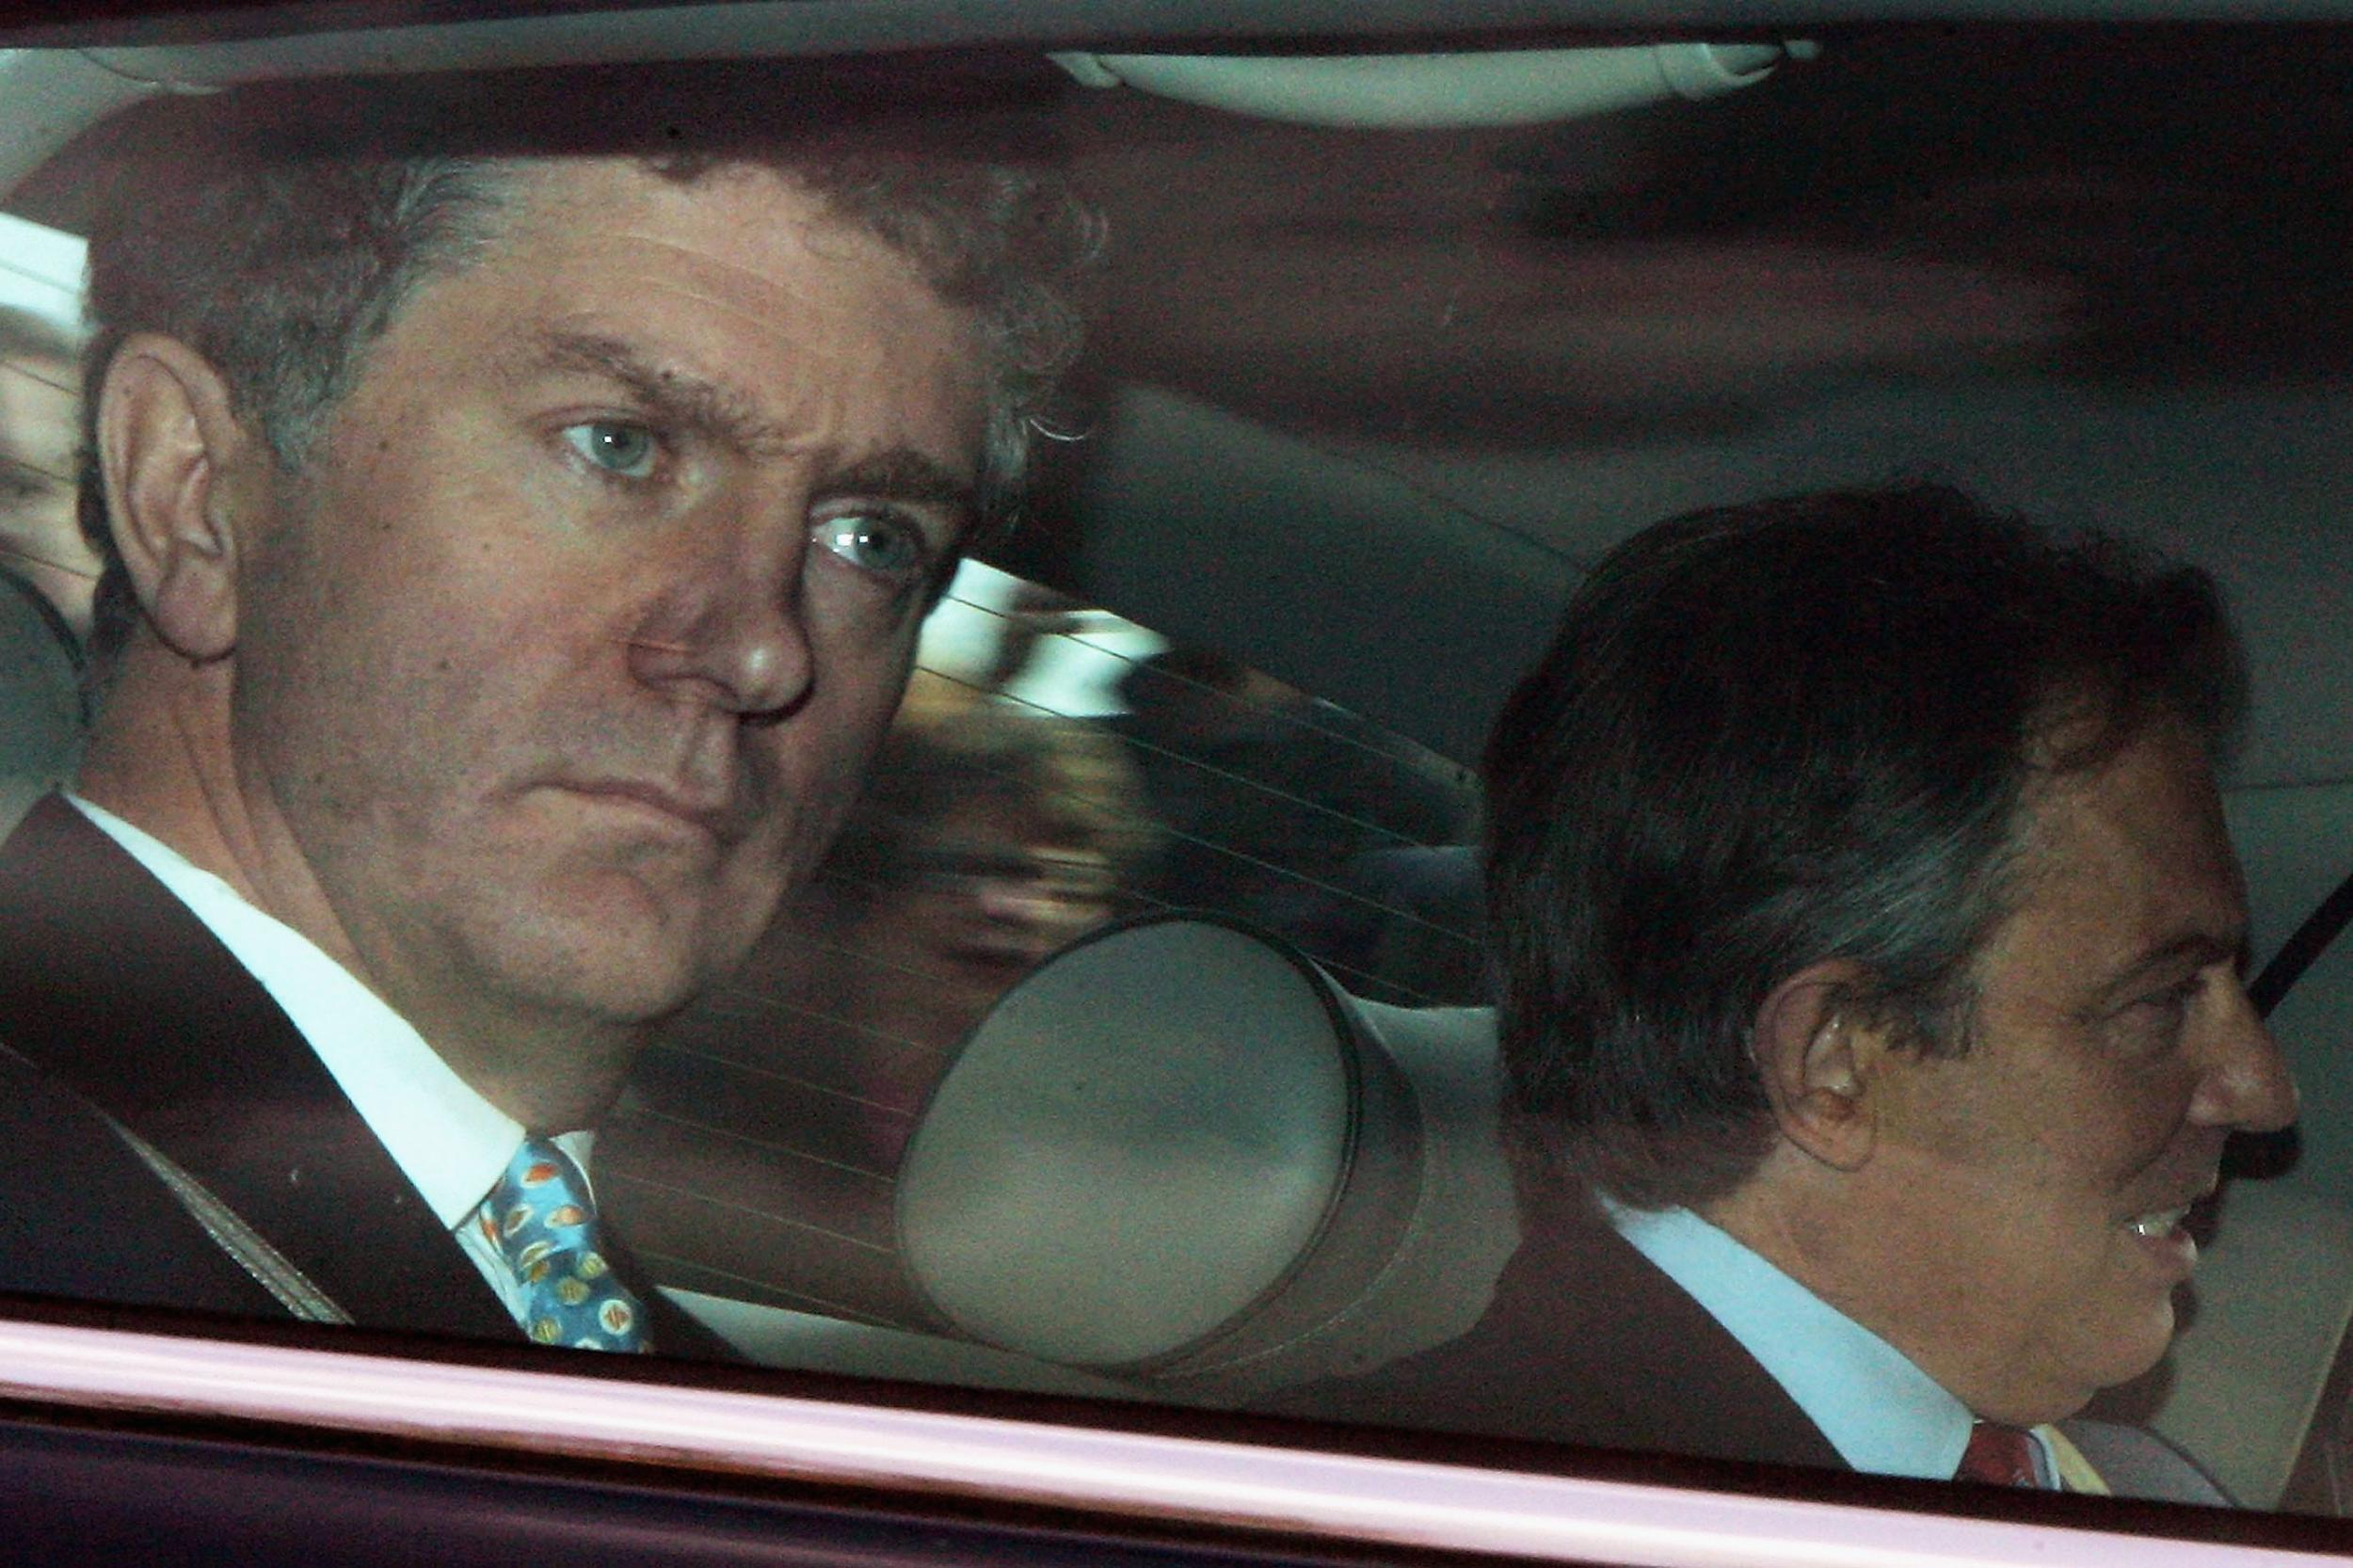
top-left (67, 794), bottom-right (530, 1228)
top-left (1606, 1198), bottom-right (1977, 1480)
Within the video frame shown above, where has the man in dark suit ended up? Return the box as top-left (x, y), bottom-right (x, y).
top-left (1298, 488), bottom-right (2295, 1499)
top-left (0, 80), bottom-right (1094, 1355)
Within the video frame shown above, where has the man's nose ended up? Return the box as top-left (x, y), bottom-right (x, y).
top-left (2192, 981), bottom-right (2300, 1133)
top-left (625, 525), bottom-right (816, 723)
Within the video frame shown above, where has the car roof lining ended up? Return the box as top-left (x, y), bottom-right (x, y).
top-left (14, 0), bottom-right (2353, 55)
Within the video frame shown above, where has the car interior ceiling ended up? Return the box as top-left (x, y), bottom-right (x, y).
top-left (17, 5), bottom-right (2353, 1528)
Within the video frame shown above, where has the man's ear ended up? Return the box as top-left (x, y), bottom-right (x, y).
top-left (1750, 960), bottom-right (1896, 1173)
top-left (96, 333), bottom-right (263, 663)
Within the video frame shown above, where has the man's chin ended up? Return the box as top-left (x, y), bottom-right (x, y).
top-left (2061, 1296), bottom-right (2181, 1416)
top-left (470, 898), bottom-right (746, 1032)
top-left (1968, 1294), bottom-right (2179, 1428)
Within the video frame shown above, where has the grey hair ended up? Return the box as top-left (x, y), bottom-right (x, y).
top-left (77, 155), bottom-right (515, 668)
top-left (75, 134), bottom-right (1099, 674)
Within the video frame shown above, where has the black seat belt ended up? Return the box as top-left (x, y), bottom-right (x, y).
top-left (2251, 863), bottom-right (2353, 1017)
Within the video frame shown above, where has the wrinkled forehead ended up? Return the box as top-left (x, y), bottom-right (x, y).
top-left (409, 153), bottom-right (982, 430)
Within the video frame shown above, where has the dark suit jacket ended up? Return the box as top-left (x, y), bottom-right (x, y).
top-left (1280, 1194), bottom-right (2227, 1504)
top-left (0, 794), bottom-right (726, 1355)
top-left (1283, 1194), bottom-right (1845, 1469)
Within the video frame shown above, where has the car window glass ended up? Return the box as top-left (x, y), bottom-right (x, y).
top-left (600, 558), bottom-right (1482, 1328)
top-left (9, 18), bottom-right (2353, 1556)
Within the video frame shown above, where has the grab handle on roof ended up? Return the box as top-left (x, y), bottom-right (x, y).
top-left (1050, 42), bottom-right (1817, 129)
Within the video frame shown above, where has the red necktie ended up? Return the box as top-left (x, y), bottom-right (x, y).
top-left (1956, 1420), bottom-right (2041, 1487)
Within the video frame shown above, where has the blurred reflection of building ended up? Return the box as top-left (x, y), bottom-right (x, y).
top-left (602, 695), bottom-right (1155, 1326)
top-left (0, 304), bottom-right (90, 794)
top-left (1105, 648), bottom-right (1483, 1002)
top-left (0, 304), bottom-right (95, 639)
top-left (602, 569), bottom-right (1490, 1326)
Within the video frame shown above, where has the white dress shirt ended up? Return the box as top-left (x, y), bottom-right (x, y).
top-left (1608, 1199), bottom-right (2054, 1484)
top-left (70, 795), bottom-right (585, 1329)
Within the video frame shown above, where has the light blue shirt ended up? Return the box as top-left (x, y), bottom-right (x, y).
top-left (1608, 1201), bottom-right (2050, 1483)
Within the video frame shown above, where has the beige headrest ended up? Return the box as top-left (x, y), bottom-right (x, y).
top-left (895, 916), bottom-right (1517, 1400)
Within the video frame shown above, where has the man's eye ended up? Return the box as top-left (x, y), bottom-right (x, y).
top-left (560, 421), bottom-right (658, 479)
top-left (815, 509), bottom-right (927, 583)
top-left (2126, 975), bottom-right (2203, 1029)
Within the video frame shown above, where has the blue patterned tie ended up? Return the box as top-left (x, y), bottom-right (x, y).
top-left (476, 1137), bottom-right (650, 1352)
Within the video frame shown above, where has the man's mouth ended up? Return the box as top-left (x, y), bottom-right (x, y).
top-left (2126, 1204), bottom-right (2193, 1240)
top-left (2121, 1182), bottom-right (2215, 1283)
top-left (556, 779), bottom-right (742, 843)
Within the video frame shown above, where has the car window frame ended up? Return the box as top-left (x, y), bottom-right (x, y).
top-left (13, 5), bottom-right (2353, 1563)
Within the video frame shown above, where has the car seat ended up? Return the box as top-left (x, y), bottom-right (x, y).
top-left (894, 914), bottom-right (1519, 1403)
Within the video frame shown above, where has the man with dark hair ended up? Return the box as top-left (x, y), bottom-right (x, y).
top-left (0, 74), bottom-right (1096, 1353)
top-left (1297, 486), bottom-right (2297, 1497)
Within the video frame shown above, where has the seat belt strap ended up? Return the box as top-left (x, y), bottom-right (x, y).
top-left (0, 1038), bottom-right (351, 1326)
top-left (103, 1112), bottom-right (354, 1325)
top-left (2250, 861), bottom-right (2353, 1016)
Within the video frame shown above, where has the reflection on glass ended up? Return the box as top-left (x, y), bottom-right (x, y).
top-left (603, 688), bottom-right (1156, 1325)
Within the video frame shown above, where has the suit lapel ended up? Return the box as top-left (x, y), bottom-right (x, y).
top-left (0, 796), bottom-right (517, 1341)
top-left (1471, 1199), bottom-right (1849, 1471)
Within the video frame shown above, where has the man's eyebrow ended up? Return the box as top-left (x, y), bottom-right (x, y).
top-left (521, 331), bottom-right (979, 524)
top-left (819, 449), bottom-right (979, 523)
top-left (2094, 931), bottom-right (2249, 1006)
top-left (525, 330), bottom-right (787, 454)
